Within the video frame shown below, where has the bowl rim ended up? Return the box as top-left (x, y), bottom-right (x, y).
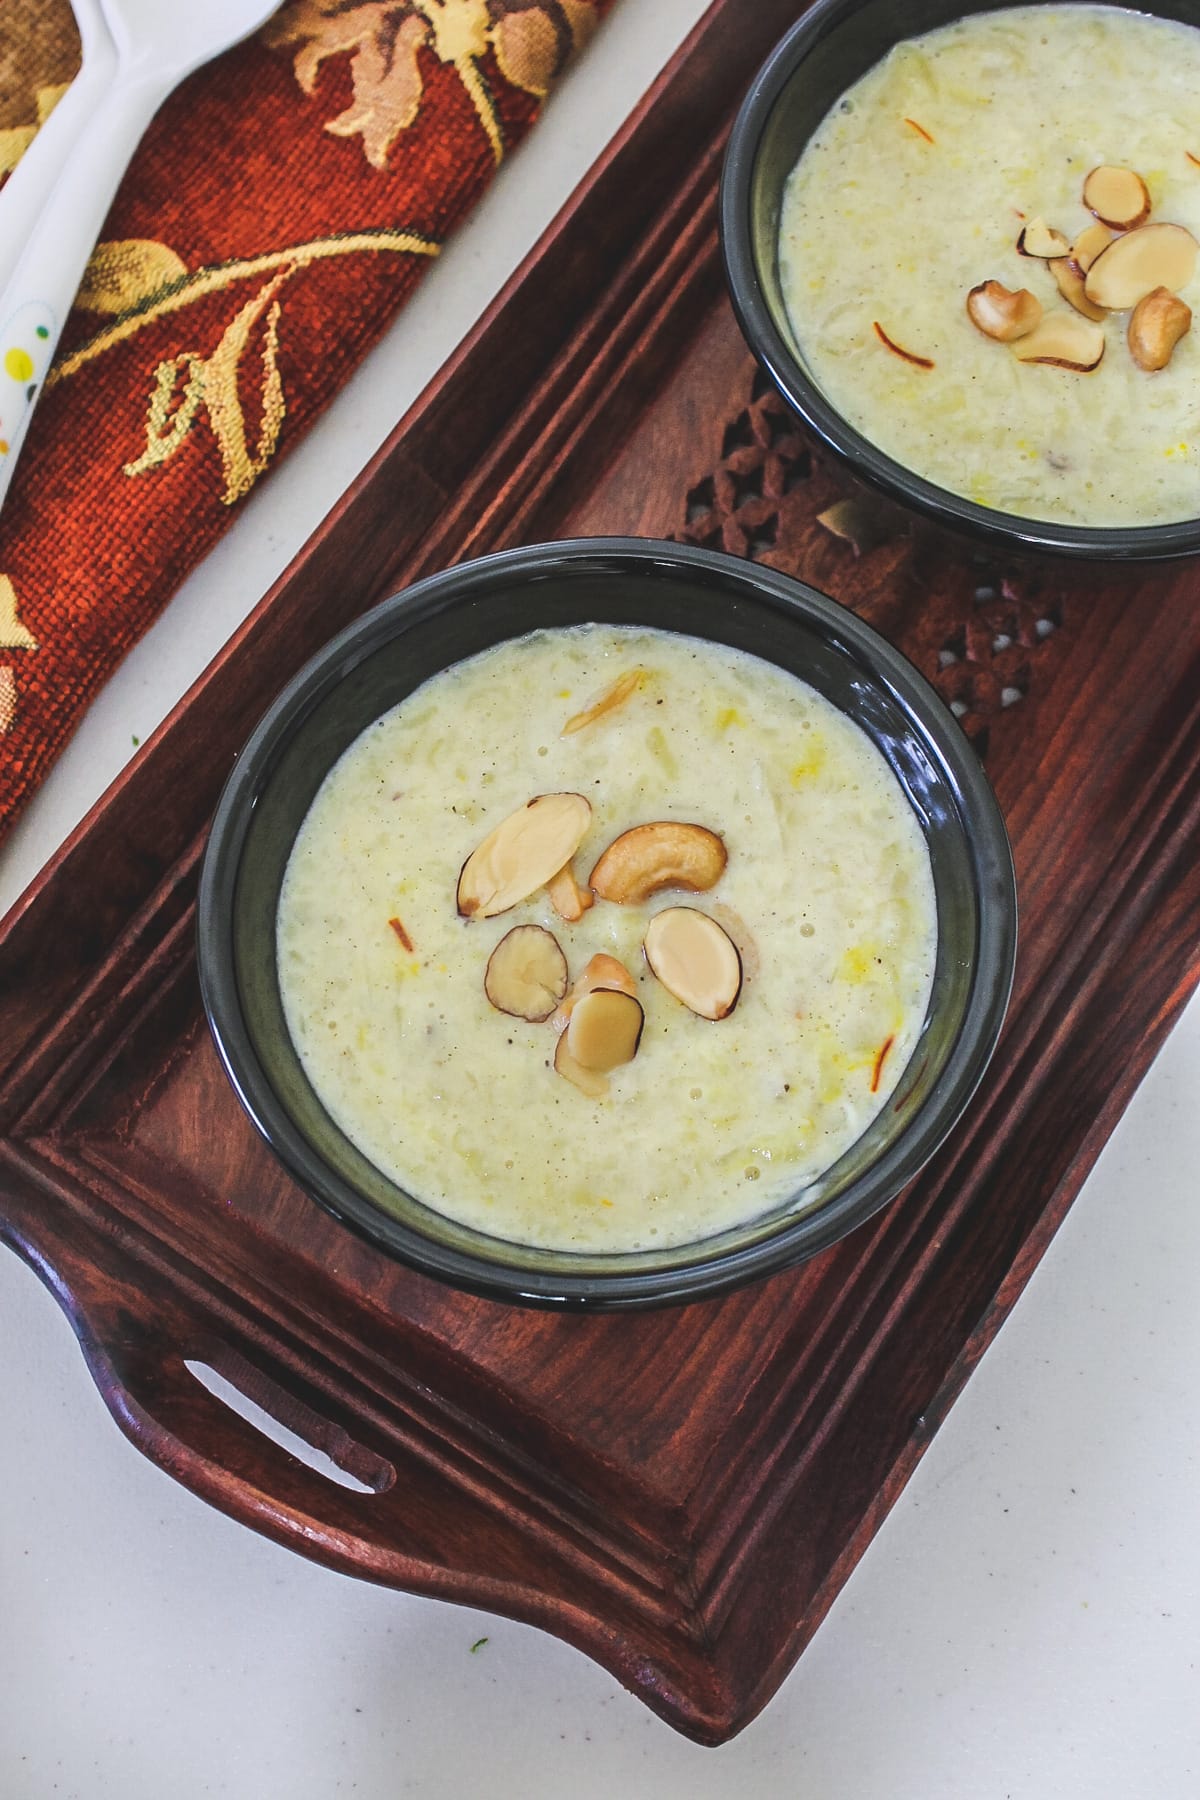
top-left (718, 0), bottom-right (1200, 563)
top-left (197, 536), bottom-right (1018, 1311)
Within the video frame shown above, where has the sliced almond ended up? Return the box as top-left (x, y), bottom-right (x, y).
top-left (484, 925), bottom-right (568, 1022)
top-left (1084, 222), bottom-right (1199, 311)
top-left (561, 669), bottom-right (645, 735)
top-left (457, 792), bottom-right (591, 919)
top-left (1012, 312), bottom-right (1105, 371)
top-left (1128, 285), bottom-right (1192, 370)
top-left (553, 1032), bottom-right (610, 1099)
top-left (1016, 217), bottom-right (1071, 259)
top-left (546, 860), bottom-right (594, 923)
top-left (814, 496), bottom-right (897, 555)
top-left (1048, 257), bottom-right (1107, 322)
top-left (966, 280), bottom-right (1042, 341)
top-left (550, 952), bottom-right (637, 1035)
top-left (566, 987), bottom-right (644, 1072)
top-left (643, 908), bottom-right (742, 1021)
top-left (1071, 221), bottom-right (1116, 274)
top-left (589, 821), bottom-right (727, 905)
top-left (1083, 165), bottom-right (1151, 230)
top-left (573, 952), bottom-right (638, 999)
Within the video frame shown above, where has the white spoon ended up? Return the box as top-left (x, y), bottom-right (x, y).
top-left (0, 0), bottom-right (119, 292)
top-left (0, 0), bottom-right (280, 509)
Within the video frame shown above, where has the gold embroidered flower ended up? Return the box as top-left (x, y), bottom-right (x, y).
top-left (265, 0), bottom-right (597, 170)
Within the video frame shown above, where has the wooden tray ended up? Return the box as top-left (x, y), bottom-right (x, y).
top-left (3, 0), bottom-right (1199, 1745)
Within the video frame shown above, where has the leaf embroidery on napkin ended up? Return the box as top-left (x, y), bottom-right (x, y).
top-left (0, 577), bottom-right (37, 739)
top-left (0, 576), bottom-right (37, 651)
top-left (265, 0), bottom-right (598, 171)
top-left (76, 240), bottom-right (190, 315)
top-left (123, 268), bottom-right (287, 506)
top-left (50, 227), bottom-right (440, 504)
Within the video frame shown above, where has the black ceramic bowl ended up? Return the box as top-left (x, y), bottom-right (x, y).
top-left (719, 0), bottom-right (1200, 562)
top-left (198, 539), bottom-right (1016, 1311)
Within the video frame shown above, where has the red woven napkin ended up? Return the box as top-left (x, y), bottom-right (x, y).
top-left (0, 0), bottom-right (611, 845)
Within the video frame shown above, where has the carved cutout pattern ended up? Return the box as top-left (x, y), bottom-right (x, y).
top-left (931, 574), bottom-right (1064, 757)
top-left (675, 366), bottom-right (810, 560)
top-left (676, 362), bottom-right (1077, 761)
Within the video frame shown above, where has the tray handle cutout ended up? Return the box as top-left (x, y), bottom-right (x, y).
top-left (184, 1344), bottom-right (395, 1497)
top-left (88, 1310), bottom-right (407, 1534)
top-left (6, 1192), bottom-right (507, 1595)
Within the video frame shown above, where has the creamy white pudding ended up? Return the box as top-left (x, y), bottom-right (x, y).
top-left (778, 5), bottom-right (1200, 527)
top-left (276, 625), bottom-right (937, 1253)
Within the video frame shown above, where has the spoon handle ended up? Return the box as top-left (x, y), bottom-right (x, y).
top-left (0, 72), bottom-right (168, 512)
top-left (0, 1), bottom-right (120, 292)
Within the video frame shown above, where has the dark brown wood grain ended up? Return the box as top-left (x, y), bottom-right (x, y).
top-left (2, 0), bottom-right (1199, 1745)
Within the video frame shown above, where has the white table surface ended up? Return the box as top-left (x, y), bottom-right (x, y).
top-left (2, 4), bottom-right (1199, 1793)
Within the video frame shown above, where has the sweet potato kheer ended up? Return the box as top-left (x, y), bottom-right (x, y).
top-left (276, 626), bottom-right (937, 1253)
top-left (778, 4), bottom-right (1200, 527)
